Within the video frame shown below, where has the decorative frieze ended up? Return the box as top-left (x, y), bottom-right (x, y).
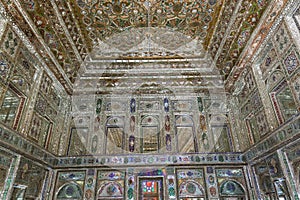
top-left (244, 113), bottom-right (300, 161)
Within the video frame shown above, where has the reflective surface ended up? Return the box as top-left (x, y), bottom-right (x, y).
top-left (0, 90), bottom-right (21, 127)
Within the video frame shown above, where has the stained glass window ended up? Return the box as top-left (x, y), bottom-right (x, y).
top-left (139, 179), bottom-right (163, 200)
top-left (143, 181), bottom-right (157, 193)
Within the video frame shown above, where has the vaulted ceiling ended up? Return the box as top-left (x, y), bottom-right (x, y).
top-left (0, 0), bottom-right (289, 94)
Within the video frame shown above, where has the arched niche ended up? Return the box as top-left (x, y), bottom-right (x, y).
top-left (105, 116), bottom-right (125, 155)
top-left (56, 182), bottom-right (83, 199)
top-left (175, 115), bottom-right (198, 153)
top-left (97, 181), bottom-right (123, 200)
top-left (140, 115), bottom-right (160, 153)
top-left (219, 180), bottom-right (246, 200)
top-left (178, 180), bottom-right (205, 199)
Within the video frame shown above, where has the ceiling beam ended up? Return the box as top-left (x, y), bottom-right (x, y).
top-left (13, 0), bottom-right (73, 93)
top-left (49, 0), bottom-right (83, 63)
top-left (212, 0), bottom-right (243, 67)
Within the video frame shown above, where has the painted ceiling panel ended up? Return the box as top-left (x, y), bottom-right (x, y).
top-left (0, 0), bottom-right (286, 94)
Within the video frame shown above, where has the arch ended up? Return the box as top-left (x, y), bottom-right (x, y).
top-left (178, 180), bottom-right (205, 198)
top-left (97, 181), bottom-right (123, 199)
top-left (219, 180), bottom-right (245, 196)
top-left (106, 116), bottom-right (124, 127)
top-left (266, 69), bottom-right (285, 91)
top-left (209, 114), bottom-right (229, 124)
top-left (141, 115), bottom-right (159, 126)
top-left (175, 115), bottom-right (194, 126)
top-left (56, 182), bottom-right (83, 199)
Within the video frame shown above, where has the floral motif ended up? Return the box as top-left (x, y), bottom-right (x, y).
top-left (255, 111), bottom-right (269, 136)
top-left (273, 23), bottom-right (292, 55)
top-left (0, 57), bottom-right (10, 80)
top-left (2, 29), bottom-right (20, 58)
top-left (29, 113), bottom-right (42, 140)
top-left (284, 51), bottom-right (299, 74)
